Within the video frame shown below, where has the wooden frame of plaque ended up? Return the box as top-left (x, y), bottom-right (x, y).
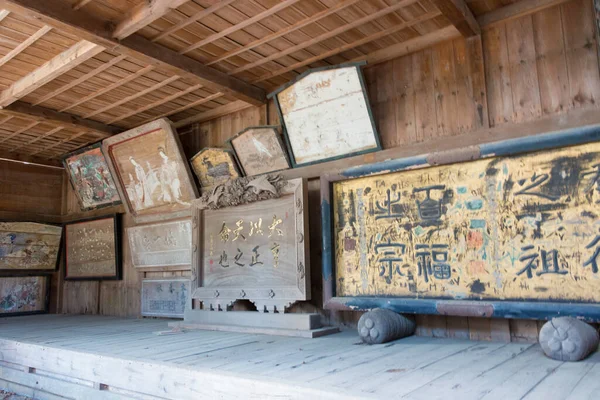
top-left (190, 177), bottom-right (310, 313)
top-left (0, 221), bottom-right (63, 273)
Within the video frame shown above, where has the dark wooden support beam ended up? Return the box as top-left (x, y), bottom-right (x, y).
top-left (478, 0), bottom-right (571, 28)
top-left (3, 101), bottom-right (120, 137)
top-left (0, 150), bottom-right (62, 168)
top-left (0, 0), bottom-right (267, 106)
top-left (431, 0), bottom-right (480, 37)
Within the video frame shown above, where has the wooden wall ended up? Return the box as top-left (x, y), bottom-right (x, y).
top-left (52, 0), bottom-right (600, 340)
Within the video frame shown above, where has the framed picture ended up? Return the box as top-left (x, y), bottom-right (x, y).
top-left (64, 215), bottom-right (121, 280)
top-left (0, 275), bottom-right (49, 317)
top-left (102, 118), bottom-right (198, 223)
top-left (191, 177), bottom-right (310, 313)
top-left (190, 147), bottom-right (240, 188)
top-left (228, 126), bottom-right (291, 176)
top-left (141, 278), bottom-right (191, 318)
top-left (321, 128), bottom-right (600, 321)
top-left (0, 222), bottom-right (62, 272)
top-left (268, 62), bottom-right (381, 168)
top-left (63, 142), bottom-right (122, 211)
top-left (126, 218), bottom-right (192, 271)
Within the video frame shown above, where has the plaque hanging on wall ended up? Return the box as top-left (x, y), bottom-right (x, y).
top-left (141, 278), bottom-right (191, 318)
top-left (189, 147), bottom-right (241, 188)
top-left (0, 222), bottom-right (62, 272)
top-left (0, 275), bottom-right (49, 316)
top-left (228, 126), bottom-right (290, 176)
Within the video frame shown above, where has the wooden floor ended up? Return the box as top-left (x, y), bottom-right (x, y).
top-left (0, 315), bottom-right (598, 400)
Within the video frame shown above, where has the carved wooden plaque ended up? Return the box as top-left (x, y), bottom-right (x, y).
top-left (229, 126), bottom-right (290, 176)
top-left (190, 147), bottom-right (240, 188)
top-left (270, 64), bottom-right (380, 167)
top-left (191, 178), bottom-right (309, 312)
top-left (0, 275), bottom-right (49, 316)
top-left (0, 222), bottom-right (62, 272)
top-left (141, 278), bottom-right (191, 318)
top-left (102, 119), bottom-right (198, 223)
top-left (64, 215), bottom-right (121, 280)
top-left (127, 219), bottom-right (192, 270)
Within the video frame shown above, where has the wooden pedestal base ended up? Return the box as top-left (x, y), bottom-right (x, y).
top-left (169, 309), bottom-right (340, 338)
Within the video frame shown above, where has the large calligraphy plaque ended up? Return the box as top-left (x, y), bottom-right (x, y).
top-left (191, 178), bottom-right (309, 312)
top-left (127, 219), bottom-right (192, 270)
top-left (331, 141), bottom-right (600, 304)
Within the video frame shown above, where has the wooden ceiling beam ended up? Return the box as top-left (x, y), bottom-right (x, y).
top-left (477, 0), bottom-right (571, 28)
top-left (230, 0), bottom-right (418, 76)
top-left (0, 0), bottom-right (266, 105)
top-left (151, 0), bottom-right (237, 42)
top-left (2, 101), bottom-right (121, 136)
top-left (0, 40), bottom-right (104, 107)
top-left (0, 150), bottom-right (62, 167)
top-left (430, 0), bottom-right (480, 37)
top-left (0, 120), bottom-right (39, 144)
top-left (114, 0), bottom-right (190, 40)
top-left (207, 0), bottom-right (361, 66)
top-left (141, 92), bottom-right (224, 125)
top-left (179, 0), bottom-right (301, 54)
top-left (254, 10), bottom-right (441, 84)
top-left (11, 125), bottom-right (63, 151)
top-left (0, 25), bottom-right (51, 68)
top-left (174, 100), bottom-right (251, 128)
top-left (0, 9), bottom-right (9, 21)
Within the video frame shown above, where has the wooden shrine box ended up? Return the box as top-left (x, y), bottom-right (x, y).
top-left (173, 176), bottom-right (337, 337)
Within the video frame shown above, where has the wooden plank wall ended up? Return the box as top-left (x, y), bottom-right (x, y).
top-left (53, 0), bottom-right (600, 340)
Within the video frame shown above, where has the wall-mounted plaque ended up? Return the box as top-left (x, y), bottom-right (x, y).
top-left (322, 132), bottom-right (600, 321)
top-left (0, 222), bottom-right (62, 272)
top-left (190, 147), bottom-right (240, 188)
top-left (64, 215), bottom-right (121, 280)
top-left (0, 275), bottom-right (49, 316)
top-left (127, 219), bottom-right (192, 270)
top-left (141, 278), bottom-right (191, 318)
top-left (228, 126), bottom-right (290, 176)
top-left (102, 118), bottom-right (198, 223)
top-left (191, 177), bottom-right (309, 313)
top-left (269, 63), bottom-right (381, 167)
top-left (63, 142), bottom-right (122, 211)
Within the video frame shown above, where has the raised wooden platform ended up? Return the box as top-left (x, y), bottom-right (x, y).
top-left (0, 315), bottom-right (598, 399)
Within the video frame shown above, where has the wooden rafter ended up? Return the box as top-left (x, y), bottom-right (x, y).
top-left (140, 92), bottom-right (224, 125)
top-left (0, 9), bottom-right (9, 21)
top-left (151, 0), bottom-right (237, 42)
top-left (179, 0), bottom-right (301, 54)
top-left (0, 150), bottom-right (62, 167)
top-left (206, 0), bottom-right (361, 66)
top-left (3, 101), bottom-right (121, 136)
top-left (33, 54), bottom-right (127, 106)
top-left (82, 75), bottom-right (181, 119)
top-left (173, 100), bottom-right (251, 128)
top-left (113, 0), bottom-right (190, 40)
top-left (72, 0), bottom-right (92, 11)
top-left (477, 0), bottom-right (571, 28)
top-left (30, 130), bottom-right (91, 157)
top-left (10, 125), bottom-right (63, 151)
top-left (0, 120), bottom-right (40, 144)
top-left (106, 83), bottom-right (204, 124)
top-left (0, 0), bottom-right (266, 105)
top-left (0, 40), bottom-right (104, 107)
top-left (253, 10), bottom-right (441, 84)
top-left (59, 65), bottom-right (154, 112)
top-left (0, 25), bottom-right (51, 68)
top-left (430, 0), bottom-right (479, 37)
top-left (229, 0), bottom-right (418, 76)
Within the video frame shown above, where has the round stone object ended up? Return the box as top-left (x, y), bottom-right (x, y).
top-left (358, 308), bottom-right (416, 344)
top-left (539, 317), bottom-right (599, 361)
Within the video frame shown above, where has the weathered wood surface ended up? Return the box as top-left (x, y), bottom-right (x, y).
top-left (229, 126), bottom-right (290, 177)
top-left (141, 278), bottom-right (190, 318)
top-left (0, 315), bottom-right (596, 400)
top-left (0, 276), bottom-right (48, 316)
top-left (0, 222), bottom-right (62, 272)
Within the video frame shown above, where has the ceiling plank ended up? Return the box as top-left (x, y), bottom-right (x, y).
top-left (151, 0), bottom-right (237, 42)
top-left (0, 40), bottom-right (105, 107)
top-left (179, 0), bottom-right (302, 54)
top-left (72, 0), bottom-right (92, 11)
top-left (0, 120), bottom-right (39, 144)
top-left (0, 0), bottom-right (267, 106)
top-left (0, 150), bottom-right (62, 167)
top-left (174, 100), bottom-right (252, 128)
top-left (141, 92), bottom-right (225, 125)
top-left (0, 25), bottom-right (51, 68)
top-left (430, 0), bottom-right (480, 37)
top-left (113, 0), bottom-right (190, 40)
top-left (11, 125), bottom-right (63, 151)
top-left (3, 101), bottom-right (120, 136)
top-left (230, 0), bottom-right (418, 76)
top-left (477, 0), bottom-right (571, 28)
top-left (254, 10), bottom-right (441, 84)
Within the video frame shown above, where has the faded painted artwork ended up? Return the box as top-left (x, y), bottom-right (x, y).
top-left (65, 217), bottom-right (119, 279)
top-left (277, 66), bottom-right (378, 165)
top-left (333, 142), bottom-right (600, 302)
top-left (0, 222), bottom-right (62, 271)
top-left (127, 219), bottom-right (192, 268)
top-left (190, 148), bottom-right (240, 188)
top-left (230, 127), bottom-right (290, 176)
top-left (105, 121), bottom-right (196, 220)
top-left (141, 279), bottom-right (190, 318)
top-left (63, 144), bottom-right (121, 210)
top-left (0, 276), bottom-right (47, 315)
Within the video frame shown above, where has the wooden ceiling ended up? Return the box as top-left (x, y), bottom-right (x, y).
top-left (0, 0), bottom-right (568, 167)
